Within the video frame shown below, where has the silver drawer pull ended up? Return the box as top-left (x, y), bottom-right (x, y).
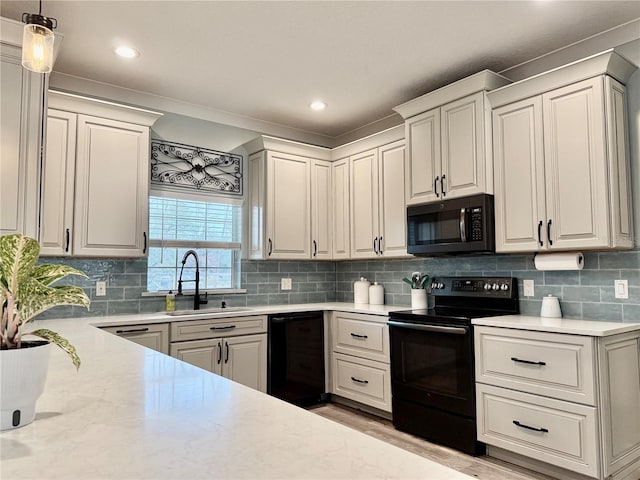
top-left (511, 357), bottom-right (546, 366)
top-left (351, 377), bottom-right (369, 385)
top-left (210, 325), bottom-right (237, 331)
top-left (116, 328), bottom-right (149, 334)
top-left (513, 420), bottom-right (549, 433)
top-left (350, 333), bottom-right (368, 339)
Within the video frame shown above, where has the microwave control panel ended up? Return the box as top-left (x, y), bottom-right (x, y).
top-left (470, 207), bottom-right (483, 241)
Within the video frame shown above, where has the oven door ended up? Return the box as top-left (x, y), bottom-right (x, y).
top-left (388, 319), bottom-right (475, 417)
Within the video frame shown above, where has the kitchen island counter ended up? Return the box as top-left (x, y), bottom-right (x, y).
top-left (1, 315), bottom-right (473, 480)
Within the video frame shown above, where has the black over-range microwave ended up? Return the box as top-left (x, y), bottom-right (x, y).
top-left (406, 193), bottom-right (495, 255)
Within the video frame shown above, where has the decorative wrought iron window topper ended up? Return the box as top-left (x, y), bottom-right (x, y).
top-left (151, 140), bottom-right (242, 195)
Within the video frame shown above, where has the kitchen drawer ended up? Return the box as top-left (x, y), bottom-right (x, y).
top-left (477, 384), bottom-right (598, 478)
top-left (101, 323), bottom-right (169, 354)
top-left (171, 315), bottom-right (267, 342)
top-left (331, 353), bottom-right (391, 412)
top-left (475, 326), bottom-right (596, 405)
top-left (331, 312), bottom-right (389, 363)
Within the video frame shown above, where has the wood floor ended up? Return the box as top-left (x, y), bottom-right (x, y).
top-left (310, 402), bottom-right (554, 480)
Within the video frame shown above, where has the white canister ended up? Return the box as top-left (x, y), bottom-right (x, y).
top-left (354, 277), bottom-right (371, 304)
top-left (411, 289), bottom-right (428, 309)
top-left (369, 282), bottom-right (384, 305)
top-left (540, 295), bottom-right (562, 318)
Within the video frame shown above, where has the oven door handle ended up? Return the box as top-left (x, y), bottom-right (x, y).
top-left (388, 320), bottom-right (468, 335)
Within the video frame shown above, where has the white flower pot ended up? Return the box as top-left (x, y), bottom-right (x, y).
top-left (411, 289), bottom-right (427, 309)
top-left (0, 341), bottom-right (51, 430)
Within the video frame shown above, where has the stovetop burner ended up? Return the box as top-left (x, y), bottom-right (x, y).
top-left (390, 276), bottom-right (519, 325)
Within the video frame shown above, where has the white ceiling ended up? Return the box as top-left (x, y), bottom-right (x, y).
top-left (2, 1), bottom-right (640, 143)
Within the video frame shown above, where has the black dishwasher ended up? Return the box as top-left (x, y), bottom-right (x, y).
top-left (267, 312), bottom-right (326, 407)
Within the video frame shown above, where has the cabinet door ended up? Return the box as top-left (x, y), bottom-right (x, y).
top-left (0, 43), bottom-right (43, 238)
top-left (542, 77), bottom-right (609, 250)
top-left (332, 158), bottom-right (350, 259)
top-left (223, 334), bottom-right (267, 393)
top-left (73, 115), bottom-right (150, 257)
top-left (405, 108), bottom-right (441, 205)
top-left (311, 159), bottom-right (332, 260)
top-left (170, 338), bottom-right (221, 373)
top-left (248, 152), bottom-right (266, 259)
top-left (40, 109), bottom-right (77, 256)
top-left (266, 152), bottom-right (310, 259)
top-left (350, 149), bottom-right (379, 258)
top-left (441, 92), bottom-right (486, 199)
top-left (378, 140), bottom-right (407, 257)
top-left (103, 323), bottom-right (170, 355)
top-left (493, 97), bottom-right (546, 252)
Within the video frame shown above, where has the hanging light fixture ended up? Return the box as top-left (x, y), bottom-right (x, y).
top-left (21, 0), bottom-right (57, 73)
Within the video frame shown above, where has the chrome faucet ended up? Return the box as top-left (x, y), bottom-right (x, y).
top-left (177, 250), bottom-right (208, 310)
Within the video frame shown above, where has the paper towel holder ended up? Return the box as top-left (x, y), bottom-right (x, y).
top-left (533, 252), bottom-right (584, 271)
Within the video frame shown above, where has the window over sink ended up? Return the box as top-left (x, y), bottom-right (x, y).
top-left (146, 194), bottom-right (242, 292)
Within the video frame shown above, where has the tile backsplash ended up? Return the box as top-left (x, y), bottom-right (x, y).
top-left (38, 250), bottom-right (640, 323)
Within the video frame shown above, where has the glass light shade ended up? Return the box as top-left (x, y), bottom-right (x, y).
top-left (21, 23), bottom-right (55, 73)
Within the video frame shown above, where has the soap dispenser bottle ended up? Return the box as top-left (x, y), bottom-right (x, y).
top-left (165, 290), bottom-right (176, 312)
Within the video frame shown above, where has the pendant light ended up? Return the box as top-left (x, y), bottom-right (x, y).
top-left (21, 0), bottom-right (57, 73)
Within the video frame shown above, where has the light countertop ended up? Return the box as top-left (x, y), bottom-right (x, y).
top-left (472, 315), bottom-right (640, 336)
top-left (1, 312), bottom-right (472, 480)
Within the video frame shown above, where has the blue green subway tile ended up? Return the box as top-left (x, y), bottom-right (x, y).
top-left (381, 283), bottom-right (404, 294)
top-left (278, 262), bottom-right (300, 273)
top-left (298, 282), bottom-right (319, 292)
top-left (335, 282), bottom-right (352, 292)
top-left (90, 287), bottom-right (124, 301)
top-left (241, 261), bottom-right (258, 272)
top-left (545, 271), bottom-right (580, 286)
top-left (125, 259), bottom-right (147, 273)
top-left (622, 304), bottom-right (640, 322)
top-left (559, 301), bottom-right (582, 319)
top-left (257, 262), bottom-right (279, 272)
top-left (139, 298), bottom-right (165, 313)
top-left (285, 272), bottom-right (309, 283)
top-left (519, 299), bottom-right (542, 316)
top-left (335, 262), bottom-right (352, 272)
top-left (582, 253), bottom-right (599, 270)
top-left (512, 271), bottom-right (544, 285)
top-left (524, 256), bottom-right (536, 270)
top-left (467, 257), bottom-right (498, 271)
top-left (268, 293), bottom-right (289, 305)
top-left (244, 272), bottom-right (270, 284)
top-left (109, 273), bottom-right (142, 287)
top-left (484, 271), bottom-right (512, 278)
top-left (124, 287), bottom-right (147, 300)
top-left (561, 286), bottom-right (601, 302)
top-left (242, 283), bottom-right (258, 295)
top-left (391, 293), bottom-right (411, 306)
top-left (298, 262), bottom-right (318, 272)
top-left (335, 291), bottom-right (350, 302)
top-left (580, 270), bottom-right (620, 286)
top-left (625, 270), bottom-right (640, 286)
top-left (77, 301), bottom-right (108, 317)
top-left (600, 287), bottom-right (640, 303)
top-left (582, 302), bottom-right (623, 321)
top-left (35, 305), bottom-right (76, 320)
top-left (246, 294), bottom-right (269, 306)
top-left (308, 292), bottom-right (329, 303)
top-left (598, 251), bottom-right (639, 270)
top-left (107, 300), bottom-right (140, 315)
top-left (316, 281), bottom-right (335, 292)
top-left (221, 296), bottom-right (248, 308)
top-left (288, 292), bottom-right (309, 304)
top-left (496, 255), bottom-right (528, 271)
top-left (258, 283), bottom-right (280, 294)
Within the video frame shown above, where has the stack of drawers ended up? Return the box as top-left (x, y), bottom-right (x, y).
top-left (330, 312), bottom-right (391, 413)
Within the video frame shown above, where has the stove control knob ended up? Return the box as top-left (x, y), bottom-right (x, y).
top-left (484, 283), bottom-right (491, 291)
top-left (431, 282), bottom-right (437, 290)
top-left (492, 283), bottom-right (500, 291)
top-left (500, 284), bottom-right (509, 291)
top-left (437, 282), bottom-right (444, 289)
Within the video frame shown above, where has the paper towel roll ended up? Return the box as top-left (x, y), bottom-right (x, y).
top-left (534, 252), bottom-right (584, 271)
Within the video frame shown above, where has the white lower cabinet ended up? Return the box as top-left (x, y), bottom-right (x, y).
top-left (170, 315), bottom-right (268, 393)
top-left (101, 323), bottom-right (170, 355)
top-left (475, 326), bottom-right (640, 479)
top-left (329, 312), bottom-right (391, 413)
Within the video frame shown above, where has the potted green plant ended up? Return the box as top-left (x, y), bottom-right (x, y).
top-left (402, 271), bottom-right (431, 309)
top-left (0, 234), bottom-right (90, 430)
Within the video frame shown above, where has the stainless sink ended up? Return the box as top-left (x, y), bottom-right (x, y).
top-left (166, 306), bottom-right (251, 316)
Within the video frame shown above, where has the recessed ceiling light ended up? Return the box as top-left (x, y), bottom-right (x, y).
top-left (310, 101), bottom-right (327, 111)
top-left (114, 46), bottom-right (139, 58)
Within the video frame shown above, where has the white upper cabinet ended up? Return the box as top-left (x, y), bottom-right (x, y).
top-left (395, 70), bottom-right (511, 206)
top-left (331, 158), bottom-right (350, 260)
top-left (246, 136), bottom-right (332, 260)
top-left (490, 51), bottom-right (635, 253)
top-left (43, 91), bottom-right (162, 257)
top-left (350, 148), bottom-right (379, 258)
top-left (0, 20), bottom-right (46, 238)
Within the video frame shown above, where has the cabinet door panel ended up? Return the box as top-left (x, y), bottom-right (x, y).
top-left (267, 152), bottom-right (310, 259)
top-left (311, 159), bottom-right (332, 259)
top-left (74, 115), bottom-right (149, 257)
top-left (441, 92), bottom-right (485, 199)
top-left (40, 110), bottom-right (77, 255)
top-left (405, 109), bottom-right (440, 204)
top-left (543, 77), bottom-right (609, 249)
top-left (0, 45), bottom-right (43, 237)
top-left (378, 140), bottom-right (407, 257)
top-left (224, 334), bottom-right (267, 393)
top-left (493, 97), bottom-right (546, 252)
top-left (170, 338), bottom-right (220, 373)
top-left (350, 149), bottom-right (379, 258)
top-left (332, 158), bottom-right (350, 259)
